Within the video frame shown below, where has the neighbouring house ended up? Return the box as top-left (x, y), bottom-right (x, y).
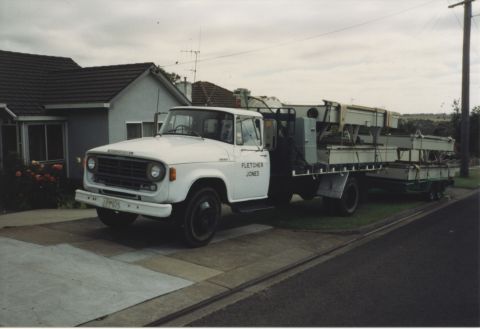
top-left (191, 81), bottom-right (240, 107)
top-left (0, 50), bottom-right (190, 179)
top-left (190, 81), bottom-right (282, 110)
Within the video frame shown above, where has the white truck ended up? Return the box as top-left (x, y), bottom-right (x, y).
top-left (75, 103), bottom-right (458, 247)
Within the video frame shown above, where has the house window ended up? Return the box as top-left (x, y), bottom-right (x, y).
top-left (126, 122), bottom-right (156, 140)
top-left (27, 124), bottom-right (64, 162)
top-left (126, 123), bottom-right (142, 140)
top-left (142, 122), bottom-right (155, 137)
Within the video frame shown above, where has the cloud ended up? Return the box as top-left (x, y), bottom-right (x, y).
top-left (0, 0), bottom-right (478, 113)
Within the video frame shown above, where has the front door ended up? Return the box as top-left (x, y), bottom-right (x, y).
top-left (232, 115), bottom-right (270, 201)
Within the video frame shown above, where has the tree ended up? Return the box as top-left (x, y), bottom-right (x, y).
top-left (470, 106), bottom-right (480, 157)
top-left (450, 99), bottom-right (479, 157)
top-left (158, 67), bottom-right (181, 84)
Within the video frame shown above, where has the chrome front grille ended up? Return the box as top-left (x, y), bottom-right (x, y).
top-left (94, 155), bottom-right (153, 191)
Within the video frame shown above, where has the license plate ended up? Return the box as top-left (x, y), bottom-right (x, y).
top-left (102, 197), bottom-right (121, 210)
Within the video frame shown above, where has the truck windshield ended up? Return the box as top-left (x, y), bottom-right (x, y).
top-left (161, 109), bottom-right (234, 144)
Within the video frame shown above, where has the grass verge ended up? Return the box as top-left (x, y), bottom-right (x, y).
top-left (223, 192), bottom-right (426, 231)
top-left (454, 168), bottom-right (480, 189)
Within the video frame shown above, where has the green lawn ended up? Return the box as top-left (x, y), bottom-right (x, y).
top-left (224, 193), bottom-right (426, 231)
top-left (454, 168), bottom-right (480, 189)
top-left (222, 167), bottom-right (480, 232)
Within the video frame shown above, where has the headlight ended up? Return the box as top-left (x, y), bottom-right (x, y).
top-left (86, 156), bottom-right (97, 172)
top-left (147, 162), bottom-right (166, 181)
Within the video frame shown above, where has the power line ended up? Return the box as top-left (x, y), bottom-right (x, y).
top-left (161, 0), bottom-right (437, 68)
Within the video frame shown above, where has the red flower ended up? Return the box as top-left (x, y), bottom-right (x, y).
top-left (52, 164), bottom-right (63, 171)
top-left (15, 171), bottom-right (22, 177)
top-left (35, 174), bottom-right (44, 182)
top-left (49, 176), bottom-right (56, 183)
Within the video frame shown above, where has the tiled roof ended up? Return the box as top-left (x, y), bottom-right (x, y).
top-left (192, 81), bottom-right (239, 108)
top-left (43, 62), bottom-right (154, 105)
top-left (0, 50), bottom-right (80, 115)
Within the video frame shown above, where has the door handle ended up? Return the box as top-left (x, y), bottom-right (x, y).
top-left (260, 154), bottom-right (268, 157)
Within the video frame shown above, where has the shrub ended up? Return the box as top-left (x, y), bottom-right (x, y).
top-left (1, 158), bottom-right (67, 211)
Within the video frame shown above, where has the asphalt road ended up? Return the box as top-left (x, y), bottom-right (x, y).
top-left (190, 192), bottom-right (480, 327)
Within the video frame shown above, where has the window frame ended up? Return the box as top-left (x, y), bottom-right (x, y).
top-left (25, 122), bottom-right (66, 163)
top-left (235, 115), bottom-right (263, 148)
top-left (126, 121), bottom-right (157, 140)
top-left (161, 109), bottom-right (234, 144)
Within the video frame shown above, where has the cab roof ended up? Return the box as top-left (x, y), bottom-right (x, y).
top-left (171, 106), bottom-right (263, 117)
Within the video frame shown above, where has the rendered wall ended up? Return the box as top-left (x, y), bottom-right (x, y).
top-left (108, 74), bottom-right (183, 143)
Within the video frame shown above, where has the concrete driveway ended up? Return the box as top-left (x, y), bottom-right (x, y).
top-left (0, 215), bottom-right (304, 326)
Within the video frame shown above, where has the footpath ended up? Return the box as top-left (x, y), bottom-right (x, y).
top-left (0, 187), bottom-right (477, 327)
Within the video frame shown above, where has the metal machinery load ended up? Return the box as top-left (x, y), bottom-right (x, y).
top-left (282, 100), bottom-right (401, 175)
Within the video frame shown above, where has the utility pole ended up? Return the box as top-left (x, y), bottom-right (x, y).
top-left (181, 49), bottom-right (200, 83)
top-left (449, 0), bottom-right (475, 177)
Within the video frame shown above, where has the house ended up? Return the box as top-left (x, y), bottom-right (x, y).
top-left (189, 81), bottom-right (282, 110)
top-left (0, 50), bottom-right (190, 179)
top-left (191, 81), bottom-right (240, 107)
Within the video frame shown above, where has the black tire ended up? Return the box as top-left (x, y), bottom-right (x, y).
top-left (436, 182), bottom-right (446, 200)
top-left (181, 187), bottom-right (221, 248)
top-left (96, 207), bottom-right (137, 228)
top-left (334, 177), bottom-right (360, 216)
top-left (425, 183), bottom-right (438, 201)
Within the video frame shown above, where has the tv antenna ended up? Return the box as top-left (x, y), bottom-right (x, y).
top-left (181, 49), bottom-right (200, 82)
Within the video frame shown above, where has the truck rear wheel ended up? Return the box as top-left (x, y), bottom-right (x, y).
top-left (181, 187), bottom-right (221, 247)
top-left (96, 208), bottom-right (137, 228)
top-left (335, 177), bottom-right (360, 216)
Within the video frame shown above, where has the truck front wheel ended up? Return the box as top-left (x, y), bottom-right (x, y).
top-left (96, 208), bottom-right (137, 228)
top-left (181, 187), bottom-right (221, 247)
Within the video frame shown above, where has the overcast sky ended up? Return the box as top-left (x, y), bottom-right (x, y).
top-left (1, 0), bottom-right (478, 114)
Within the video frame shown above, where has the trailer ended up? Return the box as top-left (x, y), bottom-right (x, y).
top-left (364, 133), bottom-right (459, 200)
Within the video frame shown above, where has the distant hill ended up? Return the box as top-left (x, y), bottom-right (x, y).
top-left (401, 113), bottom-right (451, 122)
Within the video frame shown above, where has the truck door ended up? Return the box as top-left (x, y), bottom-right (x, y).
top-left (232, 115), bottom-right (270, 200)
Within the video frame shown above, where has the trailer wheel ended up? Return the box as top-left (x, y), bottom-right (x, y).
top-left (181, 187), bottom-right (220, 247)
top-left (335, 177), bottom-right (360, 216)
top-left (425, 183), bottom-right (439, 201)
top-left (96, 208), bottom-right (137, 228)
top-left (436, 182), bottom-right (446, 200)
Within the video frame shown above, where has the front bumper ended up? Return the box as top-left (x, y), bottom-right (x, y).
top-left (75, 189), bottom-right (172, 218)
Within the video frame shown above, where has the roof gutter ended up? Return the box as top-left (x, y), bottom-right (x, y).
top-left (0, 103), bottom-right (18, 120)
top-left (44, 103), bottom-right (110, 110)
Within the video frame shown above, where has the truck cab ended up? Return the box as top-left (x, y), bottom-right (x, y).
top-left (75, 106), bottom-right (271, 246)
